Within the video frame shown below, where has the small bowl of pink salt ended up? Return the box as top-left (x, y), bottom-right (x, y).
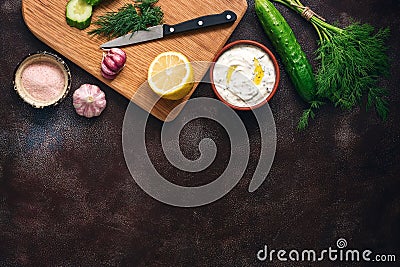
top-left (14, 51), bottom-right (71, 108)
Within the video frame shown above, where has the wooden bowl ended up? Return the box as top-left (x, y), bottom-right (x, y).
top-left (14, 51), bottom-right (71, 108)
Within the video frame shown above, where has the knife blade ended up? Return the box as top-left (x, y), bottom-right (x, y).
top-left (100, 10), bottom-right (237, 49)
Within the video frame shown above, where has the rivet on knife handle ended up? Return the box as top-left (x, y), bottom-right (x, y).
top-left (163, 10), bottom-right (237, 36)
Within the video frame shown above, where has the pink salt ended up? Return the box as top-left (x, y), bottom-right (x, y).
top-left (21, 61), bottom-right (65, 102)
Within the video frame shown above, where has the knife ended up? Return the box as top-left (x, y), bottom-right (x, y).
top-left (100, 10), bottom-right (237, 49)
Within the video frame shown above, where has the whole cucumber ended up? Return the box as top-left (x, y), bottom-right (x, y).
top-left (255, 0), bottom-right (316, 103)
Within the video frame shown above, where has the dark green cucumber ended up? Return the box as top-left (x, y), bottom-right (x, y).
top-left (84, 0), bottom-right (102, 6)
top-left (66, 0), bottom-right (93, 30)
top-left (255, 0), bottom-right (316, 103)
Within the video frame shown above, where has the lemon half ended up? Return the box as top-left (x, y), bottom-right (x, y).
top-left (148, 51), bottom-right (194, 100)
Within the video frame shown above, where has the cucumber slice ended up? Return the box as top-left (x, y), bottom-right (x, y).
top-left (66, 0), bottom-right (93, 30)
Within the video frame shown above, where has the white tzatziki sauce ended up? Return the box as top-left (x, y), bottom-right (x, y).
top-left (213, 44), bottom-right (276, 108)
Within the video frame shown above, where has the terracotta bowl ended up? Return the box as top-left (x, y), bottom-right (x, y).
top-left (210, 40), bottom-right (280, 110)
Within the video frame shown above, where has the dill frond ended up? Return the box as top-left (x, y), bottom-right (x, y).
top-left (271, 0), bottom-right (391, 124)
top-left (89, 0), bottom-right (164, 39)
top-left (315, 24), bottom-right (390, 115)
top-left (297, 101), bottom-right (324, 131)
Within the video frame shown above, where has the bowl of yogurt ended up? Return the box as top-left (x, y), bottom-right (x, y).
top-left (210, 40), bottom-right (280, 110)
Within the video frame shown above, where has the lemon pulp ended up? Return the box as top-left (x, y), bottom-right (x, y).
top-left (148, 51), bottom-right (194, 100)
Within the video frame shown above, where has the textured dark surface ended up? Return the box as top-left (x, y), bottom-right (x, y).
top-left (1, 0), bottom-right (399, 266)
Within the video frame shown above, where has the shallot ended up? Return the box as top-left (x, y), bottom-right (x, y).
top-left (101, 48), bottom-right (127, 80)
top-left (73, 84), bottom-right (106, 118)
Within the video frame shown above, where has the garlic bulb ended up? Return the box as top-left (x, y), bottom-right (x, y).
top-left (73, 84), bottom-right (106, 118)
top-left (101, 48), bottom-right (127, 80)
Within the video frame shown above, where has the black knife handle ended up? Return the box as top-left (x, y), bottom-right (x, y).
top-left (163, 10), bottom-right (237, 36)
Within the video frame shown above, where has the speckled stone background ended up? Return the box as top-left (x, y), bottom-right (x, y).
top-left (1, 0), bottom-right (399, 266)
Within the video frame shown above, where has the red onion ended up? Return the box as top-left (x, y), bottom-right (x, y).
top-left (101, 48), bottom-right (126, 80)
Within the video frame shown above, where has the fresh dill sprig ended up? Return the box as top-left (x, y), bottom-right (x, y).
top-left (298, 101), bottom-right (324, 131)
top-left (88, 0), bottom-right (164, 39)
top-left (314, 23), bottom-right (390, 119)
top-left (272, 0), bottom-right (391, 127)
top-left (367, 86), bottom-right (389, 121)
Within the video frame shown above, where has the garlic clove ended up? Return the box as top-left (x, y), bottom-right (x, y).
top-left (101, 48), bottom-right (126, 80)
top-left (101, 61), bottom-right (118, 76)
top-left (103, 54), bottom-right (120, 72)
top-left (100, 48), bottom-right (127, 80)
top-left (101, 69), bottom-right (117, 80)
top-left (109, 48), bottom-right (126, 61)
top-left (110, 54), bottom-right (125, 68)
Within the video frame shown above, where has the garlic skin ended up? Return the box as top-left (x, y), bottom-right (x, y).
top-left (73, 84), bottom-right (106, 118)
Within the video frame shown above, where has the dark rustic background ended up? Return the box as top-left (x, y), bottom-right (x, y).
top-left (1, 0), bottom-right (399, 266)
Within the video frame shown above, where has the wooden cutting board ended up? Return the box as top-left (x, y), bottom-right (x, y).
top-left (22, 0), bottom-right (247, 121)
